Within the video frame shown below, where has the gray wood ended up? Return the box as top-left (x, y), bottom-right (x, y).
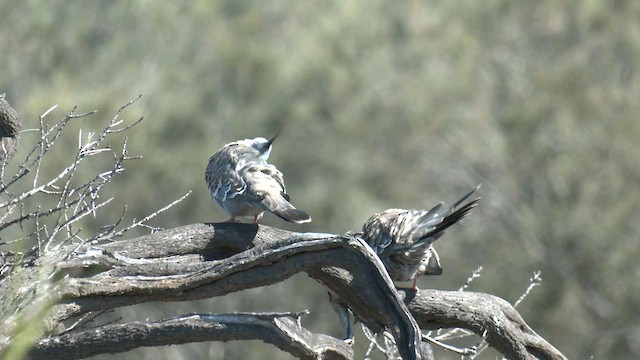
top-left (14, 223), bottom-right (566, 359)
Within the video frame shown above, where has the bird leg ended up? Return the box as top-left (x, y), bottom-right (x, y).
top-left (411, 278), bottom-right (420, 292)
top-left (328, 291), bottom-right (354, 345)
top-left (225, 217), bottom-right (237, 223)
top-left (337, 303), bottom-right (354, 345)
top-left (252, 212), bottom-right (264, 224)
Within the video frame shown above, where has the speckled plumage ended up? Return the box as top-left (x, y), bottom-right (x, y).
top-left (0, 94), bottom-right (21, 162)
top-left (205, 136), bottom-right (311, 224)
top-left (362, 185), bottom-right (480, 290)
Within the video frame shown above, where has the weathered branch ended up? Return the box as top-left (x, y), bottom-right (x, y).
top-left (399, 289), bottom-right (567, 360)
top-left (11, 223), bottom-right (566, 359)
top-left (47, 223), bottom-right (421, 359)
top-left (30, 312), bottom-right (352, 360)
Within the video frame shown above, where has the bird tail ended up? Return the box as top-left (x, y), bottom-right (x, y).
top-left (433, 184), bottom-right (481, 234)
top-left (273, 208), bottom-right (312, 223)
top-left (412, 184), bottom-right (481, 247)
top-left (265, 193), bottom-right (312, 223)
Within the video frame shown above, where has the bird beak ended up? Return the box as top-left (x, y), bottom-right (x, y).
top-left (266, 133), bottom-right (278, 148)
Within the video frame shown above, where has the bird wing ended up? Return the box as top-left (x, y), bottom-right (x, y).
top-left (362, 185), bottom-right (481, 260)
top-left (240, 163), bottom-right (311, 223)
top-left (362, 209), bottom-right (408, 255)
top-left (206, 147), bottom-right (248, 202)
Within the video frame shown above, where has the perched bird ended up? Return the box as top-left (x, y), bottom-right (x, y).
top-left (0, 93), bottom-right (21, 162)
top-left (205, 135), bottom-right (311, 224)
top-left (362, 185), bottom-right (481, 291)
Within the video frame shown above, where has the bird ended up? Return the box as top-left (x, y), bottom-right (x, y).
top-left (361, 185), bottom-right (481, 291)
top-left (0, 93), bottom-right (21, 162)
top-left (205, 135), bottom-right (311, 224)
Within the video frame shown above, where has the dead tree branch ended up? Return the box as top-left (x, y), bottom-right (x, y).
top-left (30, 312), bottom-right (353, 360)
top-left (399, 289), bottom-right (567, 360)
top-left (46, 224), bottom-right (422, 360)
top-left (10, 223), bottom-right (567, 360)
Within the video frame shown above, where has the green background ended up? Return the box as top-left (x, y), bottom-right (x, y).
top-left (1, 1), bottom-right (639, 358)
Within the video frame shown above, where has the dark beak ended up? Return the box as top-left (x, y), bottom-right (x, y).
top-left (266, 133), bottom-right (278, 148)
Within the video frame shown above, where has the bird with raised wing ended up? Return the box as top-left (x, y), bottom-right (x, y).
top-left (362, 185), bottom-right (481, 291)
top-left (205, 135), bottom-right (311, 224)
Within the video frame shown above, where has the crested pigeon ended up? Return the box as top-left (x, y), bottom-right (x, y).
top-left (362, 185), bottom-right (480, 291)
top-left (205, 135), bottom-right (311, 224)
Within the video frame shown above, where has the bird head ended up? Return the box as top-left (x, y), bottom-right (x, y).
top-left (419, 247), bottom-right (443, 275)
top-left (249, 135), bottom-right (277, 161)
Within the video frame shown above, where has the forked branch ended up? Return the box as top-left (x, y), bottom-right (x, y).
top-left (18, 223), bottom-right (567, 360)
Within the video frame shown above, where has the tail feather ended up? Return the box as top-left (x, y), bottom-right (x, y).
top-left (434, 197), bottom-right (480, 234)
top-left (273, 208), bottom-right (312, 223)
top-left (261, 192), bottom-right (312, 223)
top-left (413, 203), bottom-right (445, 229)
top-left (412, 184), bottom-right (481, 245)
top-left (451, 184), bottom-right (482, 209)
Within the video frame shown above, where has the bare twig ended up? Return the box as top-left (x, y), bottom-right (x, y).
top-left (422, 333), bottom-right (477, 356)
top-left (0, 96), bottom-right (198, 358)
top-left (458, 266), bottom-right (483, 292)
top-left (0, 95), bottom-right (151, 252)
top-left (107, 191), bottom-right (192, 240)
top-left (514, 271), bottom-right (542, 308)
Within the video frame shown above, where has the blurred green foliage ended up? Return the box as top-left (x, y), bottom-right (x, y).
top-left (1, 0), bottom-right (639, 358)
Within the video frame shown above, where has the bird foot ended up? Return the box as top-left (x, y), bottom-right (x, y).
top-left (343, 337), bottom-right (355, 346)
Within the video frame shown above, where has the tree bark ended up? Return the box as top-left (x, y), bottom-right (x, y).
top-left (13, 223), bottom-right (567, 360)
top-left (400, 289), bottom-right (566, 360)
top-left (30, 312), bottom-right (352, 360)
